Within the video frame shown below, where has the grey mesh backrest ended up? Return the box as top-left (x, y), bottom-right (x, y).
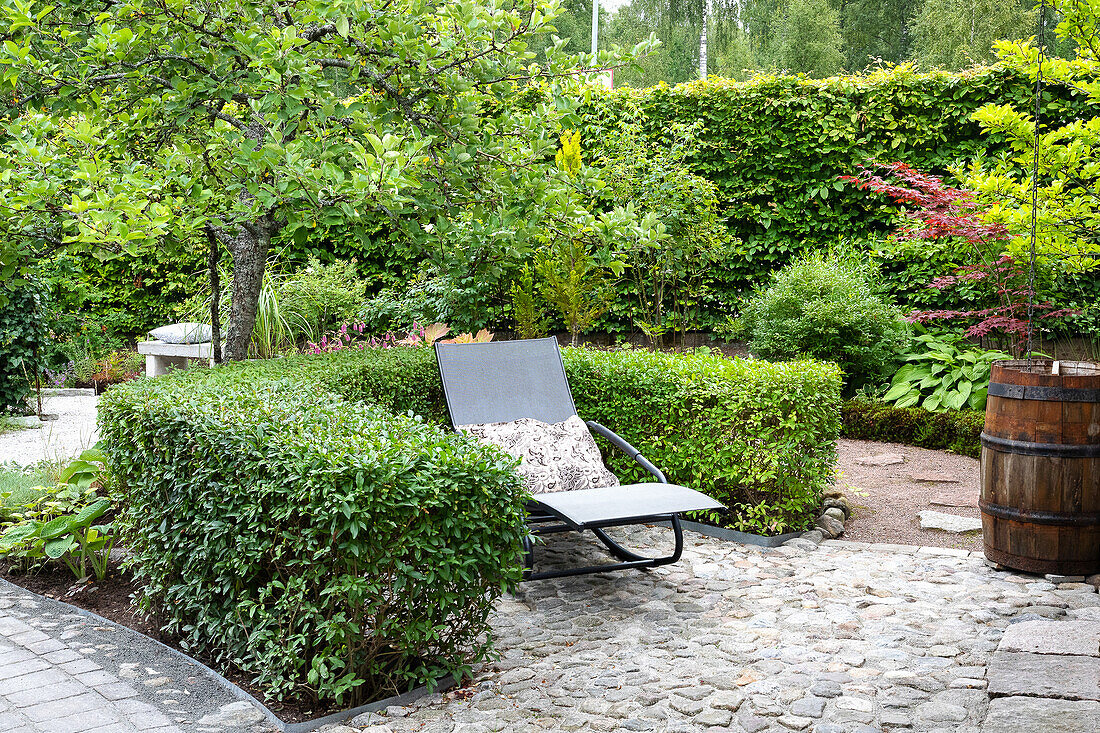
top-left (435, 337), bottom-right (578, 426)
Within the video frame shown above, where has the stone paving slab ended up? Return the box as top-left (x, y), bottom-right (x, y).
top-left (981, 696), bottom-right (1100, 733)
top-left (997, 619), bottom-right (1100, 656)
top-left (0, 580), bottom-right (274, 733)
top-left (986, 650), bottom-right (1100, 701)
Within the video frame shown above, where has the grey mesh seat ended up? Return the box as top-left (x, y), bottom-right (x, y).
top-left (435, 337), bottom-right (723, 580)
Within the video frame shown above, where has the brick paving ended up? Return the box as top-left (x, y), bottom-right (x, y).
top-left (0, 581), bottom-right (272, 733)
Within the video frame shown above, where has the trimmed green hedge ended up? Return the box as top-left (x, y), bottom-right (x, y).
top-left (579, 66), bottom-right (1090, 284)
top-left (144, 346), bottom-right (841, 529)
top-left (841, 398), bottom-right (984, 458)
top-left (564, 348), bottom-right (841, 534)
top-left (99, 372), bottom-right (527, 706)
top-left (100, 345), bottom-right (842, 702)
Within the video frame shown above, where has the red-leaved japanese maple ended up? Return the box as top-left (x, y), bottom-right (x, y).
top-left (843, 162), bottom-right (1074, 355)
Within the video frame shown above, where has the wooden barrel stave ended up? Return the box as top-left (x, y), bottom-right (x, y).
top-left (980, 359), bottom-right (1100, 575)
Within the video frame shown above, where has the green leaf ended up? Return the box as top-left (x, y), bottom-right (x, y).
top-left (72, 499), bottom-right (110, 527)
top-left (44, 536), bottom-right (73, 559)
top-left (0, 523), bottom-right (38, 549)
top-left (968, 387), bottom-right (989, 410)
top-left (38, 516), bottom-right (71, 540)
top-left (884, 381), bottom-right (913, 401)
top-left (895, 389), bottom-right (921, 408)
top-left (335, 14), bottom-right (350, 37)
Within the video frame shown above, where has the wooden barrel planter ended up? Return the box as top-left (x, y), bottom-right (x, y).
top-left (980, 359), bottom-right (1100, 575)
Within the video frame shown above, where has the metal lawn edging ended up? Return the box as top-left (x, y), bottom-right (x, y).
top-left (279, 679), bottom-right (454, 733)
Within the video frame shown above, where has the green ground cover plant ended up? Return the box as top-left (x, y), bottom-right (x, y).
top-left (0, 451), bottom-right (115, 580)
top-left (884, 331), bottom-right (1013, 412)
top-left (0, 465), bottom-right (51, 512)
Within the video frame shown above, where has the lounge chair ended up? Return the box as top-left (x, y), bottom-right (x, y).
top-left (435, 337), bottom-right (724, 580)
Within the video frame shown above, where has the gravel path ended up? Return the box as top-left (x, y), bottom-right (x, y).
top-left (0, 395), bottom-right (99, 467)
top-left (838, 439), bottom-right (982, 552)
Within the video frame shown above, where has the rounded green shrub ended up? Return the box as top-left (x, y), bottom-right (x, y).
top-left (741, 252), bottom-right (907, 394)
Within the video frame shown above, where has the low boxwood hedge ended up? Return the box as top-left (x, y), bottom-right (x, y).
top-left (100, 345), bottom-right (841, 704)
top-left (841, 398), bottom-right (984, 458)
top-left (99, 373), bottom-right (527, 706)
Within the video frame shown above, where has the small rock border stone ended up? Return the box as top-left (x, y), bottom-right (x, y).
top-left (781, 490), bottom-right (853, 551)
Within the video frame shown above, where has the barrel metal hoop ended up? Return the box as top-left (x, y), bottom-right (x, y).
top-left (979, 500), bottom-right (1100, 527)
top-left (980, 432), bottom-right (1100, 458)
top-left (988, 382), bottom-right (1100, 402)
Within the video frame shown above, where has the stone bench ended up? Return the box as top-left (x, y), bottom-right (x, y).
top-left (137, 340), bottom-right (215, 377)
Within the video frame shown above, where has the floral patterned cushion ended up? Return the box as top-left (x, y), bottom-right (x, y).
top-left (460, 415), bottom-right (620, 494)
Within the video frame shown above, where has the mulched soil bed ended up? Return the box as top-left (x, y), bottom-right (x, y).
top-left (0, 561), bottom-right (333, 723)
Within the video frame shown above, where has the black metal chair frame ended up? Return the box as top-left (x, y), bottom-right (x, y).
top-left (519, 422), bottom-right (686, 580)
top-left (434, 338), bottom-right (721, 581)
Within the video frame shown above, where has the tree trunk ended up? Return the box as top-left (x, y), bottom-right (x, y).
top-left (204, 227), bottom-right (223, 364)
top-left (223, 216), bottom-right (274, 361)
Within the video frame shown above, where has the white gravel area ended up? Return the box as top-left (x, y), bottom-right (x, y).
top-left (1, 394), bottom-right (100, 466)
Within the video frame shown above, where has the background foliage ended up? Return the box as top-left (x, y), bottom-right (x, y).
top-left (15, 59), bottom-right (1099, 350)
top-left (0, 278), bottom-right (48, 414)
top-left (550, 0), bottom-right (1047, 87)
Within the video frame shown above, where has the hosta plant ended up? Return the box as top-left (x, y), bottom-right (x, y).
top-left (0, 449), bottom-right (115, 580)
top-left (884, 331), bottom-right (1013, 412)
top-left (0, 498), bottom-right (114, 581)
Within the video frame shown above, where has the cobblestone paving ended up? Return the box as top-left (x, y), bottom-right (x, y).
top-left (343, 527), bottom-right (1100, 733)
top-left (0, 581), bottom-right (274, 733)
top-left (4, 527), bottom-right (1099, 733)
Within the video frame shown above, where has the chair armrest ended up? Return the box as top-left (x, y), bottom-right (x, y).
top-left (586, 420), bottom-right (667, 483)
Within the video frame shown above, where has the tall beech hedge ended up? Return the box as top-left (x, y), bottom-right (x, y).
top-left (100, 345), bottom-right (841, 702)
top-left (579, 65), bottom-right (1091, 283)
